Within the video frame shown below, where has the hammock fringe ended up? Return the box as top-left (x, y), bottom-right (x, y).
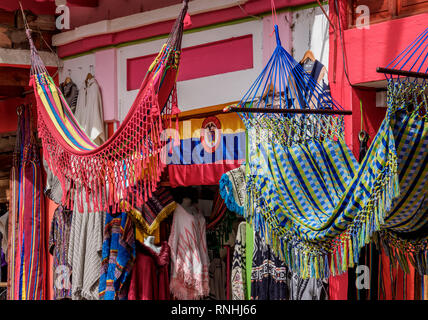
top-left (243, 128), bottom-right (427, 279)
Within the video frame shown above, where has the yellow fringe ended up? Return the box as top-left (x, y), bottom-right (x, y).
top-left (121, 199), bottom-right (177, 236)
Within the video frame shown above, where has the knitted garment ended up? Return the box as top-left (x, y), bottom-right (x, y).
top-left (219, 165), bottom-right (246, 216)
top-left (48, 205), bottom-right (73, 300)
top-left (251, 231), bottom-right (289, 300)
top-left (168, 204), bottom-right (209, 300)
top-left (231, 222), bottom-right (247, 300)
top-left (67, 189), bottom-right (105, 300)
top-left (99, 211), bottom-right (136, 300)
top-left (128, 241), bottom-right (170, 300)
top-left (59, 80), bottom-right (79, 114)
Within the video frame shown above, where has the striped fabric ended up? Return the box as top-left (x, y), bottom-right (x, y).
top-left (7, 106), bottom-right (46, 300)
top-left (99, 211), bottom-right (136, 300)
top-left (121, 186), bottom-right (176, 245)
top-left (34, 73), bottom-right (98, 152)
top-left (243, 81), bottom-right (428, 279)
top-left (67, 189), bottom-right (105, 300)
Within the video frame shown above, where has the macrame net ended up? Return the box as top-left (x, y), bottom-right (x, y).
top-left (25, 0), bottom-right (190, 213)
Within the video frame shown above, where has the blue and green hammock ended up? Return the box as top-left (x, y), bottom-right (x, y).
top-left (222, 26), bottom-right (428, 279)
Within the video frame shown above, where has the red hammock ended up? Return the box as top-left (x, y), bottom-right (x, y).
top-left (25, 0), bottom-right (189, 213)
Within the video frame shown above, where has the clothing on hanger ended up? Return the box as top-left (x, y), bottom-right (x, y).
top-left (251, 230), bottom-right (289, 300)
top-left (48, 205), bottom-right (73, 300)
top-left (59, 79), bottom-right (79, 114)
top-left (231, 221), bottom-right (247, 300)
top-left (67, 188), bottom-right (105, 300)
top-left (74, 77), bottom-right (106, 146)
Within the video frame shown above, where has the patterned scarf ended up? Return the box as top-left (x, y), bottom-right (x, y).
top-left (99, 211), bottom-right (136, 300)
top-left (231, 221), bottom-right (247, 300)
top-left (121, 186), bottom-right (176, 245)
top-left (168, 203), bottom-right (209, 299)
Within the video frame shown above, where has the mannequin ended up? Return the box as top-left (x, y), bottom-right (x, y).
top-left (144, 236), bottom-right (161, 254)
top-left (181, 197), bottom-right (199, 216)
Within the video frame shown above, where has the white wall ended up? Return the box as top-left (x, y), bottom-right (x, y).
top-left (59, 53), bottom-right (96, 91)
top-left (292, 4), bottom-right (330, 70)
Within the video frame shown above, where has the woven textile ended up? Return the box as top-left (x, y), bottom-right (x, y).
top-left (24, 1), bottom-right (189, 212)
top-left (251, 230), bottom-right (289, 300)
top-left (168, 203), bottom-right (209, 299)
top-left (99, 211), bottom-right (136, 300)
top-left (48, 205), bottom-right (73, 300)
top-left (7, 105), bottom-right (46, 300)
top-left (67, 189), bottom-right (105, 300)
top-left (121, 186), bottom-right (176, 245)
top-left (243, 80), bottom-right (427, 279)
top-left (231, 221), bottom-right (247, 300)
top-left (235, 26), bottom-right (427, 279)
top-left (219, 165), bottom-right (246, 216)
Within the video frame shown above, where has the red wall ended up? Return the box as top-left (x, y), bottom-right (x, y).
top-left (328, 3), bottom-right (426, 157)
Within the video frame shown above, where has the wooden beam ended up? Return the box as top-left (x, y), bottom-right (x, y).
top-left (0, 86), bottom-right (25, 97)
top-left (376, 67), bottom-right (428, 80)
top-left (0, 67), bottom-right (29, 87)
top-left (68, 0), bottom-right (99, 7)
top-left (226, 107), bottom-right (353, 115)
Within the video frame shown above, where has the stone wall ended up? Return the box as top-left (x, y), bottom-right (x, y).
top-left (0, 8), bottom-right (56, 51)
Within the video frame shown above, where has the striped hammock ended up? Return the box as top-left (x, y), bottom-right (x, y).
top-left (25, 0), bottom-right (189, 212)
top-left (232, 26), bottom-right (428, 279)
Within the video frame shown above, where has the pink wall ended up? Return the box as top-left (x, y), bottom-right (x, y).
top-left (127, 35), bottom-right (254, 91)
